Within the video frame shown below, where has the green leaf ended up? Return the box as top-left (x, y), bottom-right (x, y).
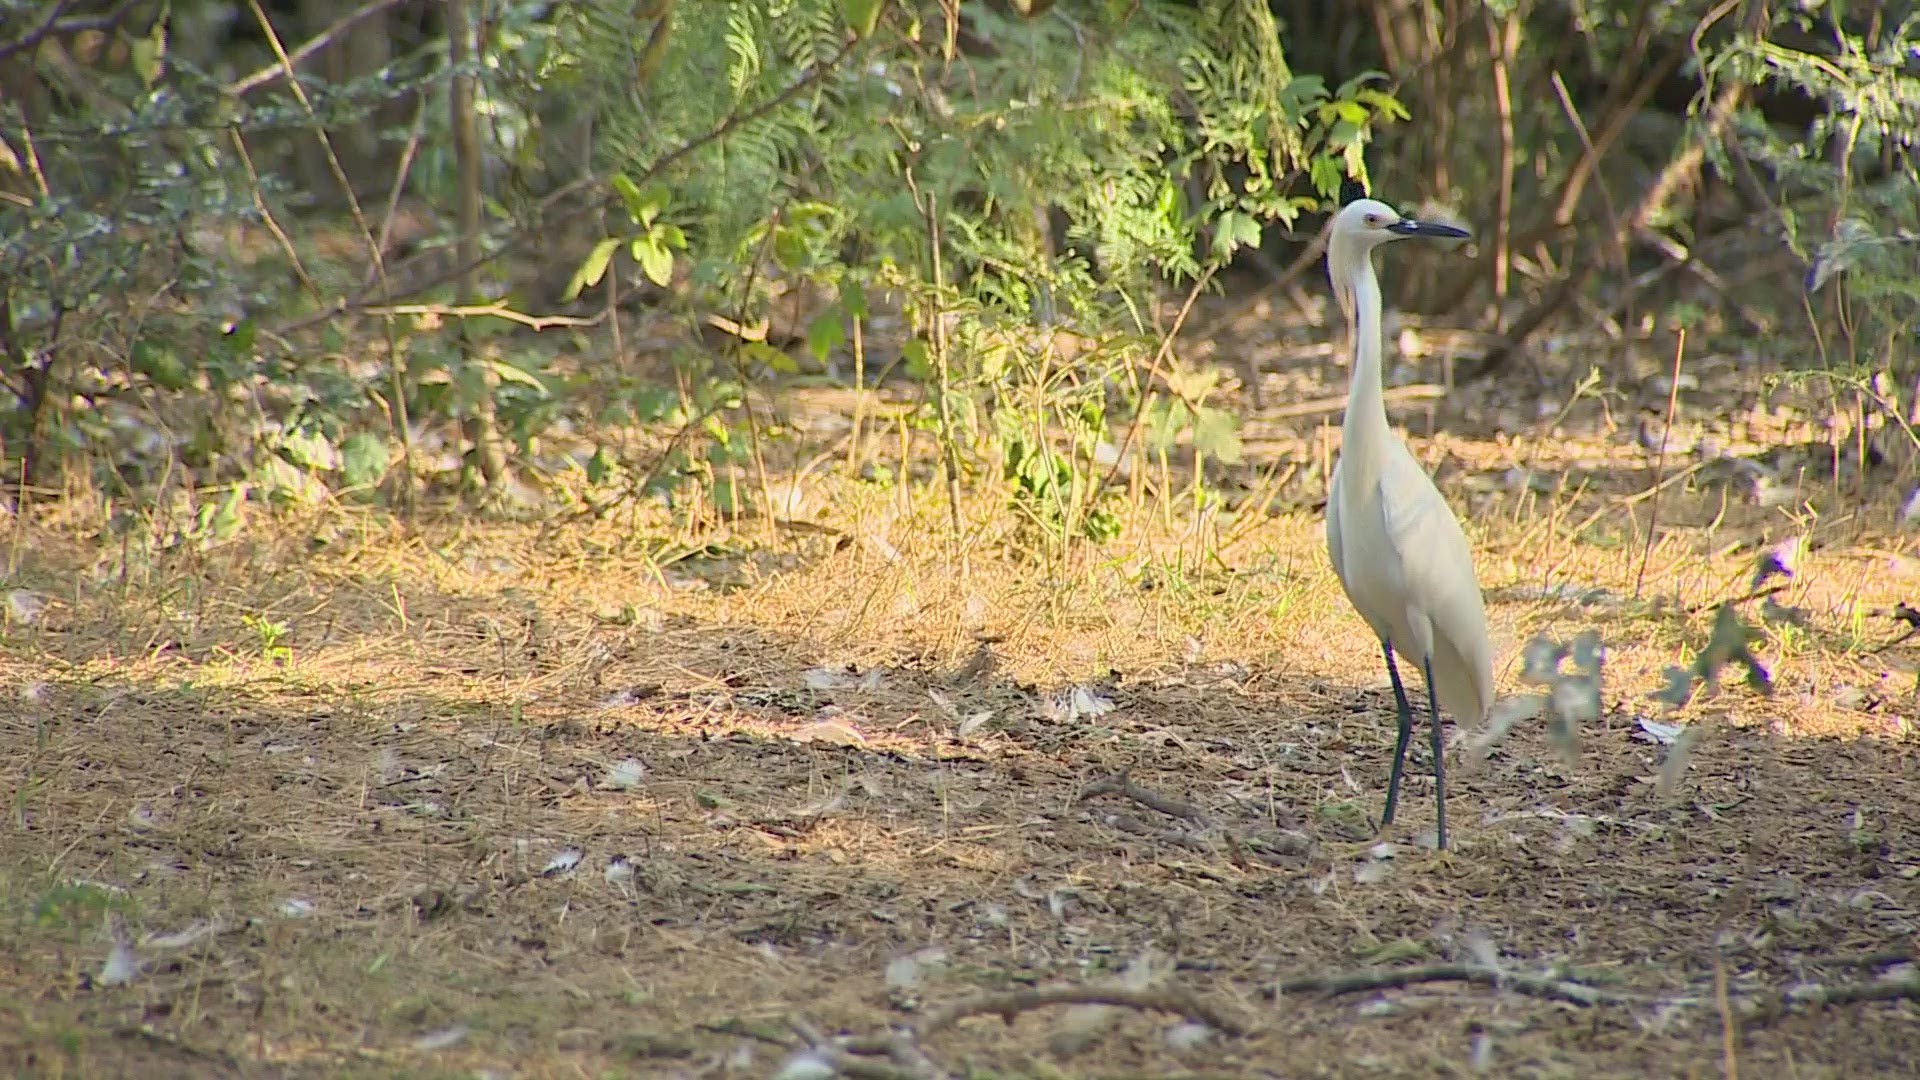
top-left (1310, 157), bottom-right (1343, 198)
top-left (129, 19), bottom-right (168, 88)
top-left (609, 174), bottom-right (644, 217)
top-left (1212, 211), bottom-right (1263, 256)
top-left (1650, 665), bottom-right (1696, 710)
top-left (484, 357), bottom-right (550, 393)
top-left (840, 280), bottom-right (869, 320)
top-left (1333, 99), bottom-right (1370, 126)
top-left (1282, 73), bottom-right (1328, 108)
top-left (563, 237), bottom-right (622, 302)
top-left (130, 339), bottom-right (191, 390)
top-left (1355, 88), bottom-right (1410, 122)
top-left (207, 484), bottom-right (246, 541)
top-left (340, 432), bottom-right (390, 490)
top-left (772, 226), bottom-right (809, 272)
top-left (901, 339), bottom-right (931, 379)
top-left (842, 0), bottom-right (884, 37)
top-left (1156, 179), bottom-right (1181, 221)
top-left (806, 310), bottom-right (846, 362)
top-left (223, 318), bottom-right (257, 354)
top-left (278, 427), bottom-right (334, 470)
top-left (611, 175), bottom-right (668, 227)
top-left (585, 446), bottom-right (615, 485)
top-left (1191, 406), bottom-right (1243, 464)
top-left (743, 340), bottom-right (800, 375)
top-left (632, 236), bottom-right (675, 288)
top-left (655, 222), bottom-right (688, 250)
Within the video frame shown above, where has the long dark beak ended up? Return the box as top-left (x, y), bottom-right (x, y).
top-left (1387, 218), bottom-right (1472, 240)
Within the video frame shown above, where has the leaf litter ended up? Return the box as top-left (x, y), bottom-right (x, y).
top-left (9, 481), bottom-right (1920, 1076)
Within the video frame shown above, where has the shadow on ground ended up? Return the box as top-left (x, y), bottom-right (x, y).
top-left (1, 525), bottom-right (1917, 1080)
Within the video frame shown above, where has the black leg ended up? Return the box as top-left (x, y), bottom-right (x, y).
top-left (1424, 655), bottom-right (1449, 851)
top-left (1380, 642), bottom-right (1416, 827)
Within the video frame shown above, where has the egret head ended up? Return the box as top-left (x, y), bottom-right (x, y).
top-left (1327, 197), bottom-right (1471, 322)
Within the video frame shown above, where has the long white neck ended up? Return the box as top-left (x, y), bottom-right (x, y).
top-left (1339, 246), bottom-right (1392, 478)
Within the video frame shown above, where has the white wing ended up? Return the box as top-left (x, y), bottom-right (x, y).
top-left (1325, 458), bottom-right (1346, 584)
top-left (1376, 446), bottom-right (1495, 722)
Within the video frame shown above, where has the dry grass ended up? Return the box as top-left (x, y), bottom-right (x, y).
top-left (3, 475), bottom-right (1918, 1078)
top-left (3, 299), bottom-right (1920, 1078)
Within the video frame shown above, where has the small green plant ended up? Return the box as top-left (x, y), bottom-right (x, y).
top-left (242, 614), bottom-right (294, 664)
top-left (562, 177), bottom-right (691, 301)
top-left (33, 882), bottom-right (130, 930)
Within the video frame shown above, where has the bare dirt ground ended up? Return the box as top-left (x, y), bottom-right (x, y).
top-left (3, 296), bottom-right (1920, 1078)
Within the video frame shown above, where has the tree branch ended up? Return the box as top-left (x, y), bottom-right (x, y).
top-left (270, 33), bottom-right (866, 338)
top-left (0, 0), bottom-right (143, 66)
top-left (223, 0), bottom-right (411, 97)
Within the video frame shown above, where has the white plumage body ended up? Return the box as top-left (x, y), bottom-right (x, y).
top-left (1326, 443), bottom-right (1493, 730)
top-left (1321, 195), bottom-right (1495, 848)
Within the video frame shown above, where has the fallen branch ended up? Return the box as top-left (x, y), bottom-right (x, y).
top-left (1101, 811), bottom-right (1211, 851)
top-left (1272, 962), bottom-right (1654, 1007)
top-left (1078, 771), bottom-right (1207, 822)
top-left (789, 1018), bottom-right (942, 1080)
top-left (1741, 971), bottom-right (1920, 1023)
top-left (1079, 771), bottom-right (1311, 864)
top-left (1265, 958), bottom-right (1920, 1020)
top-left (917, 984), bottom-right (1254, 1038)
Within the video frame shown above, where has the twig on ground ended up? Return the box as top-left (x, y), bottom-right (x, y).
top-left (789, 1018), bottom-right (931, 1080)
top-left (1078, 771), bottom-right (1207, 822)
top-left (1265, 383), bottom-right (1448, 421)
top-left (1101, 811), bottom-right (1210, 851)
top-left (1263, 956), bottom-right (1920, 1022)
top-left (1567, 458), bottom-right (1711, 539)
top-left (1826, 946), bottom-right (1918, 970)
top-left (1080, 771), bottom-right (1311, 864)
top-left (1740, 971), bottom-right (1920, 1023)
top-left (1684, 583), bottom-right (1788, 616)
top-left (1272, 963), bottom-right (1653, 1007)
top-left (1715, 956), bottom-right (1741, 1080)
top-left (698, 1017), bottom-right (795, 1048)
top-left (917, 985), bottom-right (1254, 1038)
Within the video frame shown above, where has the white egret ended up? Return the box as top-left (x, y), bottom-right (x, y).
top-left (1323, 197), bottom-right (1493, 852)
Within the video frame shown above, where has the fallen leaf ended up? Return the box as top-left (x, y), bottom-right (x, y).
top-left (6, 589), bottom-right (49, 624)
top-left (771, 1049), bottom-right (837, 1080)
top-left (792, 717), bottom-right (867, 747)
top-left (605, 855), bottom-right (634, 886)
top-left (956, 711), bottom-right (994, 740)
top-left (1654, 725), bottom-right (1704, 800)
top-left (542, 847), bottom-right (584, 877)
top-left (601, 758), bottom-right (647, 790)
top-left (1634, 717), bottom-right (1684, 745)
top-left (412, 1026), bottom-right (469, 1052)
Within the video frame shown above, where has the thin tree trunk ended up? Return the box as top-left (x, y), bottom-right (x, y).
top-left (447, 0), bottom-right (506, 491)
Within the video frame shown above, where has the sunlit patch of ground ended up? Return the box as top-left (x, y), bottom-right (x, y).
top-left (1, 425), bottom-right (1917, 1078)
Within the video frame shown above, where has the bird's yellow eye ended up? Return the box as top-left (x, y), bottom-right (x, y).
top-left (1363, 214), bottom-right (1383, 228)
